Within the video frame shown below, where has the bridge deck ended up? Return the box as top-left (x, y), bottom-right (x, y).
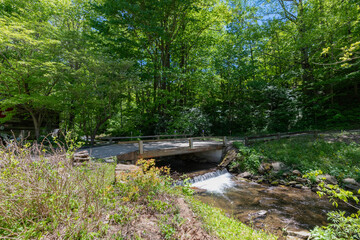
top-left (84, 140), bottom-right (224, 160)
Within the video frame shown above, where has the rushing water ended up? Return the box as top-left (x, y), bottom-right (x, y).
top-left (155, 156), bottom-right (355, 238)
top-left (191, 169), bottom-right (235, 193)
top-left (190, 170), bottom-right (355, 238)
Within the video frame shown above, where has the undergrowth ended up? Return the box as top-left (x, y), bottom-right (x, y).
top-left (250, 135), bottom-right (360, 181)
top-left (0, 141), bottom-right (275, 239)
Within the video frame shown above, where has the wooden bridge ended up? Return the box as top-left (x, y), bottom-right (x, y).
top-left (86, 136), bottom-right (228, 163)
top-left (85, 130), bottom-right (336, 163)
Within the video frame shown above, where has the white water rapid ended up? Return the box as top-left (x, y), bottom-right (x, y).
top-left (191, 169), bottom-right (235, 194)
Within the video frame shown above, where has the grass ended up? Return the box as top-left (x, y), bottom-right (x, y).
top-left (0, 142), bottom-right (275, 239)
top-left (188, 198), bottom-right (276, 240)
top-left (250, 134), bottom-right (360, 181)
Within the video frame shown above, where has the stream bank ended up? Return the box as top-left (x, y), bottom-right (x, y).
top-left (191, 170), bottom-right (356, 240)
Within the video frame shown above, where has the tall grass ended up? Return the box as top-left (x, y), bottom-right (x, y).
top-left (0, 142), bottom-right (112, 239)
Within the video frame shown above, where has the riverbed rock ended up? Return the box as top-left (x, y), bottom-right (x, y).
top-left (258, 163), bottom-right (272, 174)
top-left (287, 230), bottom-right (311, 239)
top-left (249, 210), bottom-right (267, 219)
top-left (288, 181), bottom-right (298, 186)
top-left (238, 172), bottom-right (252, 179)
top-left (282, 171), bottom-right (291, 177)
top-left (292, 170), bottom-right (302, 176)
top-left (256, 178), bottom-right (264, 184)
top-left (311, 186), bottom-right (321, 192)
top-left (294, 184), bottom-right (303, 189)
top-left (279, 180), bottom-right (287, 185)
top-left (271, 162), bottom-right (287, 173)
top-left (295, 177), bottom-right (308, 184)
top-left (271, 181), bottom-right (279, 186)
top-left (251, 175), bottom-right (260, 180)
top-left (236, 177), bottom-right (250, 182)
top-left (343, 178), bottom-right (360, 191)
top-left (316, 174), bottom-right (338, 185)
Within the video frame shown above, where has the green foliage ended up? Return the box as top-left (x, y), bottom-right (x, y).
top-left (230, 142), bottom-right (262, 174)
top-left (159, 214), bottom-right (183, 240)
top-left (303, 170), bottom-right (323, 185)
top-left (316, 182), bottom-right (359, 209)
top-left (311, 211), bottom-right (360, 240)
top-left (252, 136), bottom-right (360, 181)
top-left (188, 198), bottom-right (276, 240)
top-left (309, 179), bottom-right (360, 240)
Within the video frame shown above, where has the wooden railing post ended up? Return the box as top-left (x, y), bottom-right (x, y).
top-left (189, 138), bottom-right (194, 149)
top-left (277, 133), bottom-right (281, 140)
top-left (223, 136), bottom-right (227, 146)
top-left (139, 140), bottom-right (144, 154)
top-left (244, 136), bottom-right (248, 146)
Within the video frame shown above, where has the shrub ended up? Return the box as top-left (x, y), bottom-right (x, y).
top-left (230, 142), bottom-right (262, 174)
top-left (305, 173), bottom-right (360, 240)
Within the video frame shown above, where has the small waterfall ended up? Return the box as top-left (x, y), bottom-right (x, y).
top-left (187, 168), bottom-right (229, 184)
top-left (177, 169), bottom-right (235, 194)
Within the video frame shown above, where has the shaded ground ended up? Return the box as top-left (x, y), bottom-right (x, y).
top-left (321, 131), bottom-right (360, 144)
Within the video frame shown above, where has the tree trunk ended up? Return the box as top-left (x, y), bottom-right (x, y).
top-left (28, 110), bottom-right (42, 141)
top-left (90, 116), bottom-right (111, 146)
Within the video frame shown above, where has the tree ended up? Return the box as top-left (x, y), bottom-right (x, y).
top-left (0, 0), bottom-right (64, 139)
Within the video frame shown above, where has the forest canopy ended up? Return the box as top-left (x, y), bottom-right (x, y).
top-left (0, 0), bottom-right (359, 142)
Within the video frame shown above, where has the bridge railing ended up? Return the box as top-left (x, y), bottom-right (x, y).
top-left (98, 134), bottom-right (193, 144)
top-left (98, 134), bottom-right (229, 144)
top-left (137, 136), bottom-right (228, 155)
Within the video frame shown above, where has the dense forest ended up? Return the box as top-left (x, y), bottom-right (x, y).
top-left (1, 0), bottom-right (359, 142)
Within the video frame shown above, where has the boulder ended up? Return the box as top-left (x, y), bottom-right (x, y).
top-left (294, 184), bottom-right (303, 189)
top-left (238, 171), bottom-right (252, 179)
top-left (343, 178), bottom-right (360, 191)
top-left (316, 174), bottom-right (338, 185)
top-left (271, 162), bottom-right (287, 173)
top-left (258, 163), bottom-right (272, 174)
top-left (292, 170), bottom-right (302, 176)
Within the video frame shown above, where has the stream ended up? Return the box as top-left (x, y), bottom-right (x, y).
top-left (192, 170), bottom-right (355, 239)
top-left (156, 157), bottom-right (355, 239)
